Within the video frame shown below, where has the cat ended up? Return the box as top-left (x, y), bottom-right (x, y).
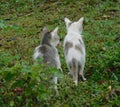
top-left (33, 27), bottom-right (62, 90)
top-left (63, 17), bottom-right (86, 86)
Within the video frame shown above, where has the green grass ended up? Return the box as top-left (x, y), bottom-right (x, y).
top-left (0, 0), bottom-right (120, 107)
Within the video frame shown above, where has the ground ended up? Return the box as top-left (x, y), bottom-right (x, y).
top-left (0, 0), bottom-right (120, 106)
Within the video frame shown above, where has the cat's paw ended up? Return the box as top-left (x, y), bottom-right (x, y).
top-left (58, 68), bottom-right (63, 72)
top-left (83, 77), bottom-right (87, 81)
top-left (60, 68), bottom-right (63, 72)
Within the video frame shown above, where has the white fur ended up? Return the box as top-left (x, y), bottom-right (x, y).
top-left (33, 45), bottom-right (43, 60)
top-left (55, 48), bottom-right (63, 72)
top-left (64, 17), bottom-right (86, 86)
top-left (51, 27), bottom-right (62, 71)
top-left (64, 33), bottom-right (85, 62)
top-left (64, 17), bottom-right (84, 34)
top-left (51, 27), bottom-right (59, 47)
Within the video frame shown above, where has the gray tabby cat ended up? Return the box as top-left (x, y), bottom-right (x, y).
top-left (33, 27), bottom-right (62, 90)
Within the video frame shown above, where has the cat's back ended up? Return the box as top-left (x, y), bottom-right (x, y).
top-left (64, 32), bottom-right (85, 62)
top-left (39, 44), bottom-right (53, 54)
top-left (64, 32), bottom-right (84, 47)
top-left (39, 44), bottom-right (57, 67)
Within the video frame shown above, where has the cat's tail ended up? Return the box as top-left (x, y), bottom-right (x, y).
top-left (69, 58), bottom-right (79, 86)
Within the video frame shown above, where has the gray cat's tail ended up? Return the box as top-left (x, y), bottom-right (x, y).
top-left (69, 58), bottom-right (79, 86)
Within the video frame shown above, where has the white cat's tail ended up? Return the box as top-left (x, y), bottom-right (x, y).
top-left (69, 58), bottom-right (79, 86)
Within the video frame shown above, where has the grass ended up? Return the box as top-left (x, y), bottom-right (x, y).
top-left (0, 0), bottom-right (120, 107)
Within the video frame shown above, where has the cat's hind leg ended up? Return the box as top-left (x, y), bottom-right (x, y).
top-left (79, 64), bottom-right (86, 81)
top-left (69, 58), bottom-right (78, 86)
top-left (73, 69), bottom-right (78, 86)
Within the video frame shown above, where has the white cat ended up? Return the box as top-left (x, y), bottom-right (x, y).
top-left (63, 17), bottom-right (86, 86)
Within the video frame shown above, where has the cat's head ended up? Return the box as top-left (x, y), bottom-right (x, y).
top-left (41, 27), bottom-right (60, 47)
top-left (64, 17), bottom-right (84, 34)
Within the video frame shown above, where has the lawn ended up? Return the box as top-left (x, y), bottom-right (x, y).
top-left (0, 0), bottom-right (120, 106)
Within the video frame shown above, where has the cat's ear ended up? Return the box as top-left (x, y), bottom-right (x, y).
top-left (64, 17), bottom-right (72, 28)
top-left (51, 27), bottom-right (58, 35)
top-left (77, 17), bottom-right (84, 33)
top-left (42, 27), bottom-right (49, 34)
top-left (78, 17), bottom-right (84, 25)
